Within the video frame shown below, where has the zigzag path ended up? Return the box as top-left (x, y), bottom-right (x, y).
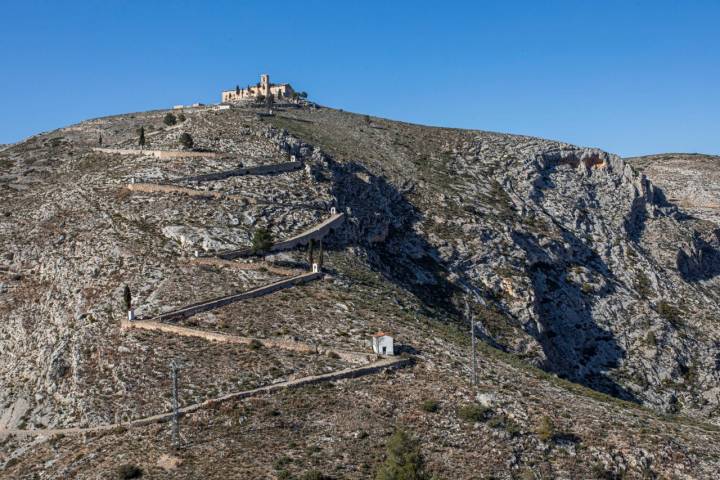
top-left (0, 356), bottom-right (409, 440)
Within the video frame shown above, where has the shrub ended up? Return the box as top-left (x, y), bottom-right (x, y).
top-left (251, 227), bottom-right (273, 253)
top-left (299, 471), bottom-right (332, 480)
top-left (273, 456), bottom-right (292, 470)
top-left (458, 404), bottom-right (492, 422)
top-left (248, 339), bottom-right (263, 350)
top-left (487, 414), bottom-right (521, 437)
top-left (177, 113), bottom-right (186, 122)
top-left (163, 113), bottom-right (177, 126)
top-left (420, 399), bottom-right (439, 413)
top-left (375, 429), bottom-right (430, 480)
top-left (117, 464), bottom-right (142, 479)
top-left (657, 301), bottom-right (684, 328)
top-left (536, 415), bottom-right (555, 442)
top-left (179, 133), bottom-right (194, 149)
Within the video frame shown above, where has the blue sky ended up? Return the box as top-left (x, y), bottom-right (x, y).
top-left (1, 0), bottom-right (718, 157)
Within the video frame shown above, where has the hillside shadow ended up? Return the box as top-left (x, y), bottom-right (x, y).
top-left (677, 230), bottom-right (720, 281)
top-left (326, 160), bottom-right (461, 316)
top-left (325, 156), bottom-right (635, 401)
top-left (513, 229), bottom-right (638, 402)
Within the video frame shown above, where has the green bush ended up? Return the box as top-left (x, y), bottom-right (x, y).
top-left (251, 227), bottom-right (274, 253)
top-left (163, 113), bottom-right (177, 126)
top-left (420, 399), bottom-right (439, 413)
top-left (177, 113), bottom-right (186, 123)
top-left (536, 415), bottom-right (555, 442)
top-left (248, 339), bottom-right (263, 350)
top-left (179, 133), bottom-right (194, 149)
top-left (375, 429), bottom-right (430, 480)
top-left (117, 464), bottom-right (142, 479)
top-left (458, 404), bottom-right (492, 422)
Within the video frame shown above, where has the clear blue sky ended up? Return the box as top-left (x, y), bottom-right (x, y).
top-left (1, 0), bottom-right (718, 157)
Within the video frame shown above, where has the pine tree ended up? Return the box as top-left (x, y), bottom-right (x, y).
top-left (179, 133), bottom-right (193, 149)
top-left (375, 430), bottom-right (430, 480)
top-left (138, 126), bottom-right (146, 147)
top-left (123, 285), bottom-right (132, 311)
top-left (251, 228), bottom-right (273, 254)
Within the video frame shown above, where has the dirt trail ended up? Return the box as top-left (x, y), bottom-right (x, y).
top-left (0, 357), bottom-right (409, 440)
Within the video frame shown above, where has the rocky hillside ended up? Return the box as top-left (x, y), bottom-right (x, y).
top-left (627, 153), bottom-right (720, 225)
top-left (1, 101), bottom-right (720, 479)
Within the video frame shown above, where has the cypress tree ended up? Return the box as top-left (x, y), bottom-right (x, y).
top-left (138, 126), bottom-right (146, 147)
top-left (123, 285), bottom-right (132, 311)
top-left (318, 239), bottom-right (324, 267)
top-left (308, 239), bottom-right (315, 267)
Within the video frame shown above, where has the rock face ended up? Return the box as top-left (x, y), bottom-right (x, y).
top-left (627, 153), bottom-right (720, 225)
top-left (2, 103), bottom-right (720, 478)
top-left (268, 109), bottom-right (720, 417)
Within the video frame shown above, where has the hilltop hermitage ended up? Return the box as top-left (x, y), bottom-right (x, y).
top-left (222, 74), bottom-right (294, 103)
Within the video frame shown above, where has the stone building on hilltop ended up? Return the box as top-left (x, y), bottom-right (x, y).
top-left (221, 74), bottom-right (294, 103)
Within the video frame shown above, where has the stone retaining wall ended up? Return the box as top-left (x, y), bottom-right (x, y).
top-left (93, 147), bottom-right (219, 159)
top-left (120, 319), bottom-right (373, 364)
top-left (149, 272), bottom-right (322, 322)
top-left (219, 213), bottom-right (344, 260)
top-left (177, 160), bottom-right (303, 183)
top-left (0, 357), bottom-right (410, 439)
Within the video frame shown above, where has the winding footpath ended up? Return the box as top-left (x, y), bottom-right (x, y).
top-left (0, 356), bottom-right (409, 440)
top-left (217, 212), bottom-right (344, 260)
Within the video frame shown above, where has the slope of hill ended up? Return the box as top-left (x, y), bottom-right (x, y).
top-left (1, 102), bottom-right (720, 478)
top-left (627, 153), bottom-right (720, 225)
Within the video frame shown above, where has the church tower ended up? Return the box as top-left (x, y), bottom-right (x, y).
top-left (260, 74), bottom-right (270, 96)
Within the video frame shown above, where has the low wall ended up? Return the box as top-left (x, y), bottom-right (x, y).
top-left (178, 161), bottom-right (303, 183)
top-left (148, 272), bottom-right (322, 322)
top-left (219, 213), bottom-right (344, 260)
top-left (0, 357), bottom-right (410, 439)
top-left (120, 319), bottom-right (374, 364)
top-left (93, 147), bottom-right (219, 159)
top-left (127, 183), bottom-right (223, 199)
top-left (188, 258), bottom-right (301, 276)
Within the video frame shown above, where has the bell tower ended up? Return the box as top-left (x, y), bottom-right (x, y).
top-left (260, 74), bottom-right (270, 96)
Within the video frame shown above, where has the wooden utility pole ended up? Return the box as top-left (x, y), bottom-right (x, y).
top-left (170, 360), bottom-right (180, 448)
top-left (465, 298), bottom-right (477, 387)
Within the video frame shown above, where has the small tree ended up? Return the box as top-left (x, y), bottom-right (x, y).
top-left (163, 113), bottom-right (177, 126)
top-left (138, 126), bottom-right (146, 148)
top-left (123, 285), bottom-right (132, 311)
top-left (308, 239), bottom-right (315, 267)
top-left (364, 115), bottom-right (371, 125)
top-left (265, 92), bottom-right (274, 110)
top-left (235, 85), bottom-right (241, 95)
top-left (179, 133), bottom-right (193, 149)
top-left (98, 133), bottom-right (103, 146)
top-left (256, 94), bottom-right (266, 105)
top-left (177, 113), bottom-right (186, 123)
top-left (251, 228), bottom-right (273, 254)
top-left (299, 91), bottom-right (308, 99)
top-left (375, 429), bottom-right (430, 480)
